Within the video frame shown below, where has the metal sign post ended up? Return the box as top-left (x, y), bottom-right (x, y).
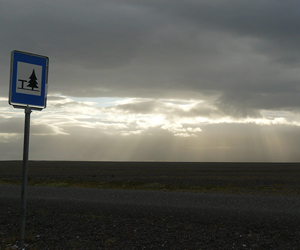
top-left (8, 50), bottom-right (49, 249)
top-left (19, 106), bottom-right (31, 249)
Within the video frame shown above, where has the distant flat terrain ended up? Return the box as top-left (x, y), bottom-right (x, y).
top-left (1, 161), bottom-right (300, 195)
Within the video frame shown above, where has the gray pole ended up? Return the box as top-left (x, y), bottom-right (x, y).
top-left (19, 106), bottom-right (32, 249)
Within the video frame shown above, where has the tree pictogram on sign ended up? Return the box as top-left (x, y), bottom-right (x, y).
top-left (27, 69), bottom-right (39, 91)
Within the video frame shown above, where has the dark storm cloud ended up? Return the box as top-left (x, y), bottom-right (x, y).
top-left (216, 90), bottom-right (300, 116)
top-left (173, 1), bottom-right (300, 51)
top-left (0, 0), bottom-right (156, 67)
top-left (109, 99), bottom-right (220, 117)
top-left (214, 92), bottom-right (262, 118)
top-left (108, 100), bottom-right (158, 114)
top-left (1, 0), bottom-right (300, 115)
top-left (1, 0), bottom-right (299, 65)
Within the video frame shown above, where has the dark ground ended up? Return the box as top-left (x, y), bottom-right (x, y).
top-left (1, 161), bottom-right (300, 194)
top-left (1, 161), bottom-right (300, 249)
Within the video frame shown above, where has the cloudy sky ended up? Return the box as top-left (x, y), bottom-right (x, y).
top-left (1, 0), bottom-right (300, 161)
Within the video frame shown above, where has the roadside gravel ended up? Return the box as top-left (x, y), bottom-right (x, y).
top-left (1, 185), bottom-right (300, 249)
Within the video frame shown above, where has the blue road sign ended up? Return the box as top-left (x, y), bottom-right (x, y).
top-left (9, 50), bottom-right (49, 110)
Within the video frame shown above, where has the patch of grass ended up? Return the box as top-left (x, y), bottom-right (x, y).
top-left (0, 179), bottom-right (22, 185)
top-left (1, 178), bottom-right (300, 195)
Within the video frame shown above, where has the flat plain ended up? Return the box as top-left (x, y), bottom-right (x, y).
top-left (1, 161), bottom-right (300, 249)
top-left (1, 161), bottom-right (300, 194)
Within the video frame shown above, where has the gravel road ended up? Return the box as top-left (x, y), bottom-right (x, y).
top-left (2, 185), bottom-right (300, 224)
top-left (1, 184), bottom-right (300, 249)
